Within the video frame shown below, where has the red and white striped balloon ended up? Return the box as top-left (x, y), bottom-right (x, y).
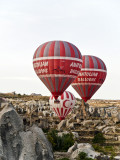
top-left (33, 41), bottom-right (82, 100)
top-left (72, 55), bottom-right (107, 102)
top-left (49, 91), bottom-right (75, 120)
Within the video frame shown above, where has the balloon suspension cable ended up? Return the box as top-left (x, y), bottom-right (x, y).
top-left (54, 99), bottom-right (60, 104)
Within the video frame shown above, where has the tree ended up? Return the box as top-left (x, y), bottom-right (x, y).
top-left (92, 132), bottom-right (106, 144)
top-left (47, 130), bottom-right (74, 151)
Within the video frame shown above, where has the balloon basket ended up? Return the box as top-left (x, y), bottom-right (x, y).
top-left (54, 99), bottom-right (60, 104)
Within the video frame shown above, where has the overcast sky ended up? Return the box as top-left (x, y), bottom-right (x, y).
top-left (0, 0), bottom-right (120, 99)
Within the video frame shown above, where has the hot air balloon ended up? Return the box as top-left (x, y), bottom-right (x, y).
top-left (49, 91), bottom-right (75, 120)
top-left (72, 55), bottom-right (107, 102)
top-left (33, 41), bottom-right (82, 101)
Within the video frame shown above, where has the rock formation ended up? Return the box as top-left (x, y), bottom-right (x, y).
top-left (68, 142), bottom-right (100, 159)
top-left (0, 103), bottom-right (54, 160)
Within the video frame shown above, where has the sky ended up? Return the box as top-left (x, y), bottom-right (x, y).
top-left (0, 0), bottom-right (120, 99)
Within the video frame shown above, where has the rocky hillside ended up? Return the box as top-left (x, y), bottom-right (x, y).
top-left (0, 94), bottom-right (120, 159)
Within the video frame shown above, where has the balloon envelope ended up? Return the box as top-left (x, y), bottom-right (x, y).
top-left (49, 91), bottom-right (75, 120)
top-left (72, 55), bottom-right (107, 102)
top-left (33, 41), bottom-right (82, 99)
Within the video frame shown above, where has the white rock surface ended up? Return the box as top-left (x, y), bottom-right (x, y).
top-left (58, 131), bottom-right (69, 137)
top-left (115, 156), bottom-right (120, 160)
top-left (71, 132), bottom-right (79, 139)
top-left (67, 142), bottom-right (77, 153)
top-left (69, 143), bottom-right (100, 159)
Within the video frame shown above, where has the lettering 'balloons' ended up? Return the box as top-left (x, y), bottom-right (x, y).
top-left (72, 55), bottom-right (107, 102)
top-left (33, 41), bottom-right (82, 100)
top-left (49, 91), bottom-right (75, 120)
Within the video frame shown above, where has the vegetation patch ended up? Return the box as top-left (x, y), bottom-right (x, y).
top-left (92, 144), bottom-right (116, 157)
top-left (76, 152), bottom-right (95, 160)
top-left (92, 132), bottom-right (106, 144)
top-left (47, 129), bottom-right (74, 151)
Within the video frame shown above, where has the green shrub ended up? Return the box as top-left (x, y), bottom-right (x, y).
top-left (47, 129), bottom-right (74, 151)
top-left (92, 132), bottom-right (106, 144)
top-left (42, 128), bottom-right (49, 133)
top-left (60, 133), bottom-right (74, 151)
top-left (92, 144), bottom-right (105, 153)
top-left (76, 152), bottom-right (95, 160)
top-left (92, 144), bottom-right (116, 156)
top-left (77, 152), bottom-right (87, 159)
top-left (103, 146), bottom-right (116, 157)
top-left (47, 129), bottom-right (58, 149)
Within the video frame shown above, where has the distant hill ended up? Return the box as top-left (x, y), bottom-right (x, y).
top-left (0, 93), bottom-right (49, 101)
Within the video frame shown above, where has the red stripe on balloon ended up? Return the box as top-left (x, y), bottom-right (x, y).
top-left (45, 77), bottom-right (54, 93)
top-left (61, 108), bottom-right (63, 117)
top-left (51, 77), bottom-right (56, 93)
top-left (82, 56), bottom-right (85, 68)
top-left (65, 91), bottom-right (69, 99)
top-left (53, 108), bottom-right (57, 116)
top-left (82, 85), bottom-right (86, 99)
top-left (95, 57), bottom-right (101, 69)
top-left (57, 108), bottom-right (60, 117)
top-left (69, 91), bottom-right (74, 100)
top-left (40, 77), bottom-right (51, 91)
top-left (51, 95), bottom-right (54, 100)
top-left (102, 60), bottom-right (107, 70)
top-left (67, 108), bottom-right (72, 116)
top-left (76, 47), bottom-right (82, 59)
top-left (61, 78), bottom-right (73, 93)
top-left (67, 42), bottom-right (75, 58)
top-left (89, 85), bottom-right (100, 98)
top-left (89, 56), bottom-right (94, 68)
top-left (49, 41), bottom-right (55, 56)
top-left (39, 42), bottom-right (48, 57)
top-left (61, 92), bottom-right (64, 100)
top-left (87, 85), bottom-right (92, 99)
top-left (60, 41), bottom-right (65, 56)
top-left (58, 77), bottom-right (62, 93)
top-left (63, 109), bottom-right (68, 117)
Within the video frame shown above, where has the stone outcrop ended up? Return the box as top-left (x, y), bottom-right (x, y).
top-left (68, 142), bottom-right (100, 159)
top-left (57, 120), bottom-right (66, 131)
top-left (0, 103), bottom-right (54, 160)
top-left (19, 125), bottom-right (53, 160)
top-left (0, 103), bottom-right (23, 160)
